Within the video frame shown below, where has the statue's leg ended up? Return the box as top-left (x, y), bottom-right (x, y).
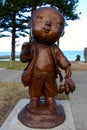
top-left (29, 97), bottom-right (39, 109)
top-left (46, 97), bottom-right (57, 113)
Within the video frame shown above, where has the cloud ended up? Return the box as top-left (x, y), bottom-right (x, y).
top-left (60, 16), bottom-right (87, 51)
top-left (0, 16), bottom-right (87, 52)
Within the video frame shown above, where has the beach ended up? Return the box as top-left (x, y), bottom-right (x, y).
top-left (71, 61), bottom-right (87, 71)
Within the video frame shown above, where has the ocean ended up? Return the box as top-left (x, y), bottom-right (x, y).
top-left (63, 50), bottom-right (84, 61)
top-left (0, 50), bottom-right (84, 61)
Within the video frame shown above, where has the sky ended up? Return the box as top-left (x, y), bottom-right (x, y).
top-left (0, 0), bottom-right (87, 52)
top-left (60, 0), bottom-right (87, 51)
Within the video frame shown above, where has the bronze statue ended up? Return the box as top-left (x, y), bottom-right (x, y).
top-left (18, 7), bottom-right (76, 128)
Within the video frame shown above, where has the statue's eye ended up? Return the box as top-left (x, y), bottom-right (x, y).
top-left (57, 22), bottom-right (63, 26)
top-left (36, 15), bottom-right (43, 19)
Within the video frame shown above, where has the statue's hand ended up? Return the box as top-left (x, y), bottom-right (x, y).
top-left (59, 78), bottom-right (76, 95)
top-left (64, 78), bottom-right (76, 94)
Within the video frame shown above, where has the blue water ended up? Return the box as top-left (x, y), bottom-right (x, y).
top-left (0, 52), bottom-right (20, 56)
top-left (63, 50), bottom-right (84, 61)
top-left (0, 51), bottom-right (84, 61)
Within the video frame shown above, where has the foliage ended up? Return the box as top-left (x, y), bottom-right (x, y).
top-left (0, 0), bottom-right (6, 5)
top-left (0, 0), bottom-right (79, 60)
top-left (0, 0), bottom-right (79, 37)
top-left (43, 0), bottom-right (79, 20)
top-left (0, 1), bottom-right (30, 38)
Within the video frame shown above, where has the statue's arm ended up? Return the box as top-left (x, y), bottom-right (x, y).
top-left (55, 46), bottom-right (76, 94)
top-left (55, 46), bottom-right (71, 78)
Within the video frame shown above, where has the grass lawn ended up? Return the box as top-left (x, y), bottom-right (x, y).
top-left (0, 82), bottom-right (29, 126)
top-left (0, 61), bottom-right (27, 70)
top-left (0, 61), bottom-right (87, 70)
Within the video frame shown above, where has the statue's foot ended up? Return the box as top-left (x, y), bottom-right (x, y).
top-left (48, 104), bottom-right (57, 114)
top-left (18, 100), bottom-right (65, 128)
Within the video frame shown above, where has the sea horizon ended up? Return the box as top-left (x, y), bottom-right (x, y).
top-left (0, 50), bottom-right (85, 61)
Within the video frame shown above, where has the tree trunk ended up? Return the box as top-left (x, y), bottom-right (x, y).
top-left (11, 12), bottom-right (16, 61)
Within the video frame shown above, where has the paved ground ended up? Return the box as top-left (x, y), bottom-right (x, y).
top-left (70, 71), bottom-right (87, 130)
top-left (0, 69), bottom-right (87, 130)
top-left (0, 69), bottom-right (22, 83)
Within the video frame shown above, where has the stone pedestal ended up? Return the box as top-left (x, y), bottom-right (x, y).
top-left (1, 99), bottom-right (76, 130)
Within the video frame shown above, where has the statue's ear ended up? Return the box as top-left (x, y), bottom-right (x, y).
top-left (60, 20), bottom-right (65, 37)
top-left (60, 30), bottom-right (65, 37)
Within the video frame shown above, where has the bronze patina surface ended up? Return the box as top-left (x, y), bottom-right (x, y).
top-left (18, 98), bottom-right (65, 128)
top-left (18, 7), bottom-right (76, 128)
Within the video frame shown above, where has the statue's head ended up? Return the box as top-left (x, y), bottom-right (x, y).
top-left (30, 7), bottom-right (65, 45)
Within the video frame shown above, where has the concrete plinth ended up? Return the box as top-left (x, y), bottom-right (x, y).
top-left (0, 99), bottom-right (76, 130)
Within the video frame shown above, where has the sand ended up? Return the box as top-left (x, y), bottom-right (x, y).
top-left (71, 61), bottom-right (87, 71)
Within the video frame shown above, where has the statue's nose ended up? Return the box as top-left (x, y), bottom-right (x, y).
top-left (45, 20), bottom-right (51, 26)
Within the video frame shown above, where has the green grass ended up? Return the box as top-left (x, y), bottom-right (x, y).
top-left (0, 61), bottom-right (27, 70)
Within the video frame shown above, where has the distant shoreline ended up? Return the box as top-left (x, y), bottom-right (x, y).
top-left (0, 55), bottom-right (19, 59)
top-left (0, 50), bottom-right (85, 61)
